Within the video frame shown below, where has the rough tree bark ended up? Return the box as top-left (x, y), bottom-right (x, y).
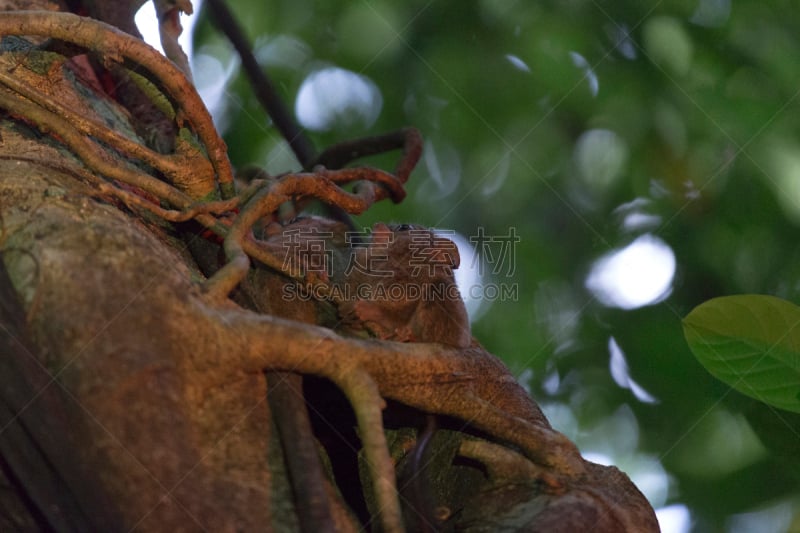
top-left (0, 2), bottom-right (661, 532)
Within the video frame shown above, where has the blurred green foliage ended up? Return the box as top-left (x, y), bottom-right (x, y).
top-left (194, 1), bottom-right (800, 530)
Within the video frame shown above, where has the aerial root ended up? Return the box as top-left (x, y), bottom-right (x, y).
top-left (0, 11), bottom-right (234, 198)
top-left (203, 168), bottom-right (407, 301)
top-left (333, 366), bottom-right (404, 533)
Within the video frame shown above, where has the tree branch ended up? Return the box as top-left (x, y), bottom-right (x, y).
top-left (204, 0), bottom-right (317, 168)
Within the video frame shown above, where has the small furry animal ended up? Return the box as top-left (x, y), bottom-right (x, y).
top-left (258, 217), bottom-right (471, 347)
top-left (338, 223), bottom-right (471, 348)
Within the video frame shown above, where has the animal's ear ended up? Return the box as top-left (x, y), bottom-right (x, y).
top-left (370, 223), bottom-right (393, 246)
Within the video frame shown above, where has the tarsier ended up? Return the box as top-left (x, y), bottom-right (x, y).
top-left (255, 216), bottom-right (472, 349)
top-left (340, 223), bottom-right (471, 349)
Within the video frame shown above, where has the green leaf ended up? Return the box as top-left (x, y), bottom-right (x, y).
top-left (683, 294), bottom-right (800, 412)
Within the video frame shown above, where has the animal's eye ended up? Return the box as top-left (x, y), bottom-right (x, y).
top-left (395, 224), bottom-right (413, 231)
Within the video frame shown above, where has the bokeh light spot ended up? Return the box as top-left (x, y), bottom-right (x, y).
top-left (295, 67), bottom-right (383, 132)
top-left (586, 234), bottom-right (675, 309)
